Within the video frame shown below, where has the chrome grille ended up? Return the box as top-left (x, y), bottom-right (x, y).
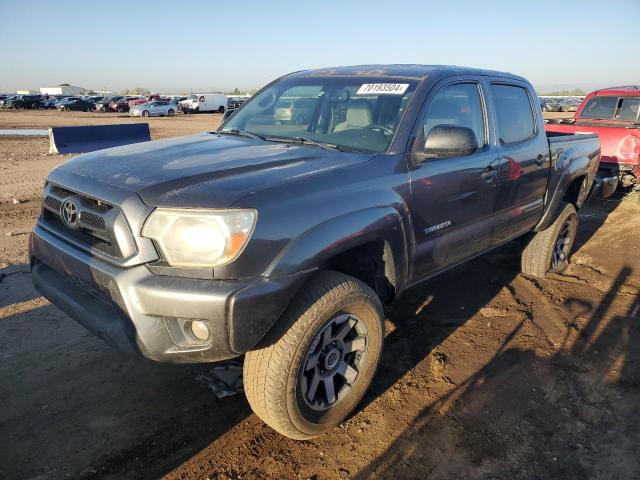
top-left (40, 182), bottom-right (137, 260)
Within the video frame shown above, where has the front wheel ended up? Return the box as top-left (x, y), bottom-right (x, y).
top-left (167, 109), bottom-right (175, 116)
top-left (142, 110), bottom-right (150, 117)
top-left (521, 201), bottom-right (578, 278)
top-left (243, 271), bottom-right (384, 439)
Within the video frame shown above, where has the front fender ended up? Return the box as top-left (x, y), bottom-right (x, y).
top-left (264, 207), bottom-right (409, 291)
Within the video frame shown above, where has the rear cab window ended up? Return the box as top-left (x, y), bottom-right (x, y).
top-left (490, 84), bottom-right (535, 145)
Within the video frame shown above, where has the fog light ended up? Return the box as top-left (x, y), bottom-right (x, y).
top-left (190, 321), bottom-right (210, 341)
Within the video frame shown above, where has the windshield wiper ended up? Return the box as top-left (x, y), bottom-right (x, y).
top-left (264, 135), bottom-right (338, 151)
top-left (218, 128), bottom-right (264, 141)
top-left (291, 137), bottom-right (339, 151)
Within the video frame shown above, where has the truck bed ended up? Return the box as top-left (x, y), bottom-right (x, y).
top-left (546, 121), bottom-right (640, 174)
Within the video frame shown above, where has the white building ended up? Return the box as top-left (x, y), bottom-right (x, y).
top-left (40, 84), bottom-right (88, 96)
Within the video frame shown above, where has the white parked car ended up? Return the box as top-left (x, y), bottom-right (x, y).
top-left (130, 100), bottom-right (177, 117)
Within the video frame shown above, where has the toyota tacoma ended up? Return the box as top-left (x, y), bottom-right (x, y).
top-left (30, 65), bottom-right (601, 439)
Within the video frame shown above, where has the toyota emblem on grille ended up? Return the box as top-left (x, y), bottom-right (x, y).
top-left (61, 199), bottom-right (80, 228)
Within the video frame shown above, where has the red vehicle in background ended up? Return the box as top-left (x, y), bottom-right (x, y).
top-left (545, 86), bottom-right (640, 196)
top-left (127, 93), bottom-right (163, 107)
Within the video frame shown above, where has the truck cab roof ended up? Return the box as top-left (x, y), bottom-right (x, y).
top-left (591, 85), bottom-right (640, 97)
top-left (286, 64), bottom-right (528, 83)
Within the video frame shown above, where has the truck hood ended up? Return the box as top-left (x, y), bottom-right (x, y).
top-left (55, 132), bottom-right (374, 208)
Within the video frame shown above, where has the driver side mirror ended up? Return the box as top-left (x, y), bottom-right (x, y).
top-left (414, 125), bottom-right (478, 162)
top-left (223, 109), bottom-right (235, 121)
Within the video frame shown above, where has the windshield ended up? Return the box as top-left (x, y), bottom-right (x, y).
top-left (220, 76), bottom-right (418, 152)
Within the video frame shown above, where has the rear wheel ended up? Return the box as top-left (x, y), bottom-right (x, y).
top-left (167, 109), bottom-right (175, 116)
top-left (521, 201), bottom-right (578, 277)
top-left (218, 106), bottom-right (225, 113)
top-left (243, 271), bottom-right (384, 439)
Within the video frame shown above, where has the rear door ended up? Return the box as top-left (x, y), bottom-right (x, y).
top-left (408, 77), bottom-right (500, 282)
top-left (486, 80), bottom-right (549, 245)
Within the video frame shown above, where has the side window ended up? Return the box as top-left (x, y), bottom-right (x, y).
top-left (579, 96), bottom-right (617, 119)
top-left (420, 82), bottom-right (485, 150)
top-left (491, 84), bottom-right (535, 144)
top-left (199, 96), bottom-right (205, 102)
top-left (616, 97), bottom-right (640, 121)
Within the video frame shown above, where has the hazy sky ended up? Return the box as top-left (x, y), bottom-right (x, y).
top-left (1, 0), bottom-right (638, 93)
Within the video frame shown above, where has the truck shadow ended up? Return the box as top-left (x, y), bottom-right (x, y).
top-left (360, 195), bottom-right (618, 412)
top-left (354, 265), bottom-right (640, 479)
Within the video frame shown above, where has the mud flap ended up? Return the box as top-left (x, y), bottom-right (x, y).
top-left (49, 124), bottom-right (151, 154)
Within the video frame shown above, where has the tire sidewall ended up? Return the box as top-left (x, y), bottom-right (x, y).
top-left (548, 203), bottom-right (578, 273)
top-left (284, 289), bottom-right (384, 436)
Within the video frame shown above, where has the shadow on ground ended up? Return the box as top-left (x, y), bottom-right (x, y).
top-left (1, 197), bottom-right (635, 480)
top-left (354, 264), bottom-right (640, 479)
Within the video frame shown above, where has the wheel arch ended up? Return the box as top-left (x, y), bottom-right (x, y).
top-left (264, 207), bottom-right (409, 301)
top-left (534, 145), bottom-right (596, 231)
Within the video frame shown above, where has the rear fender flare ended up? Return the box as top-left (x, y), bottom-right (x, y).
top-left (535, 146), bottom-right (597, 231)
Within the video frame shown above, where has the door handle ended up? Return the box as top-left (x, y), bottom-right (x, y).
top-left (481, 165), bottom-right (497, 182)
top-left (535, 154), bottom-right (545, 167)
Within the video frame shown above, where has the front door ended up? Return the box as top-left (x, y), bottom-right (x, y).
top-left (408, 79), bottom-right (499, 283)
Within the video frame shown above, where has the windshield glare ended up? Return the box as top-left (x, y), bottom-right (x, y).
top-left (220, 77), bottom-right (418, 152)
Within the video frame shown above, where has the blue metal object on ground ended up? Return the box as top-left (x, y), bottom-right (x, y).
top-left (48, 124), bottom-right (151, 154)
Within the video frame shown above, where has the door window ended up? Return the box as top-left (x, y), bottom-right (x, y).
top-left (616, 97), bottom-right (640, 121)
top-left (420, 82), bottom-right (486, 151)
top-left (490, 84), bottom-right (535, 145)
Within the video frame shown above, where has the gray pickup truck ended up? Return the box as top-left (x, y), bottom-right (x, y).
top-left (30, 65), bottom-right (600, 439)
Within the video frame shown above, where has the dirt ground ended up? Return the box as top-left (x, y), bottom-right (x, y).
top-left (0, 110), bottom-right (638, 480)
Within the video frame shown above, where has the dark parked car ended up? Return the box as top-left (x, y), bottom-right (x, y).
top-left (57, 98), bottom-right (95, 112)
top-left (0, 95), bottom-right (16, 107)
top-left (227, 96), bottom-right (246, 110)
top-left (542, 99), bottom-right (562, 112)
top-left (94, 97), bottom-right (114, 111)
top-left (5, 95), bottom-right (42, 109)
top-left (109, 97), bottom-right (129, 112)
top-left (30, 65), bottom-right (601, 440)
top-left (559, 99), bottom-right (580, 112)
top-left (41, 96), bottom-right (66, 109)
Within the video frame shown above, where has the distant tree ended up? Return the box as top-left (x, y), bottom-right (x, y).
top-left (539, 88), bottom-right (587, 96)
top-left (123, 87), bottom-right (151, 95)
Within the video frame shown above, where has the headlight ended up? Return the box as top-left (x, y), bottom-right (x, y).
top-left (142, 208), bottom-right (257, 267)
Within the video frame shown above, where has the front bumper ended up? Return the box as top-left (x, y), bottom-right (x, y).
top-left (29, 224), bottom-right (311, 363)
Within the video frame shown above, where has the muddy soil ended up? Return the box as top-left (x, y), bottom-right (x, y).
top-left (0, 110), bottom-right (638, 480)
